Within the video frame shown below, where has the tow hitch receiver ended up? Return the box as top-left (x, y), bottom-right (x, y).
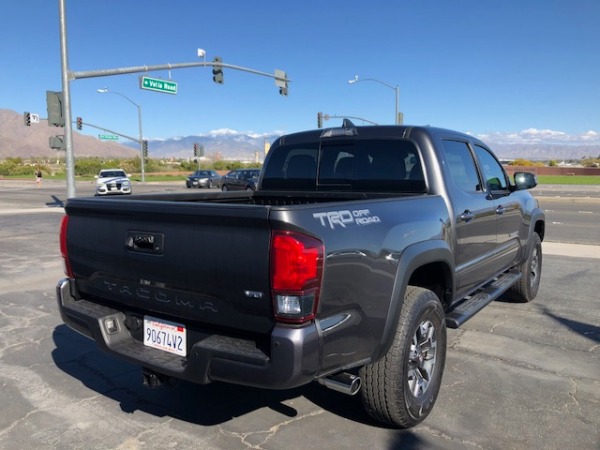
top-left (142, 368), bottom-right (170, 389)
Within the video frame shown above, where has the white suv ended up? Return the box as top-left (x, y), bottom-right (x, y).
top-left (95, 169), bottom-right (132, 196)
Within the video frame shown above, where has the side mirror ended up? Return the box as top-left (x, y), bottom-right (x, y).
top-left (513, 172), bottom-right (538, 190)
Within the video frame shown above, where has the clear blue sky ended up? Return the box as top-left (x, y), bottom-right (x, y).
top-left (2, 0), bottom-right (599, 146)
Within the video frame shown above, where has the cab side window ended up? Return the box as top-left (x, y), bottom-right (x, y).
top-left (473, 145), bottom-right (508, 191)
top-left (441, 140), bottom-right (482, 193)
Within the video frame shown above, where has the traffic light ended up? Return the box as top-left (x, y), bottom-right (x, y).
top-left (193, 143), bottom-right (198, 156)
top-left (275, 69), bottom-right (288, 96)
top-left (212, 57), bottom-right (224, 84)
top-left (76, 117), bottom-right (82, 130)
top-left (46, 90), bottom-right (65, 127)
top-left (317, 112), bottom-right (323, 128)
top-left (24, 112), bottom-right (31, 127)
top-left (143, 140), bottom-right (148, 157)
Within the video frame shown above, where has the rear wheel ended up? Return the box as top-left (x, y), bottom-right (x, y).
top-left (360, 286), bottom-right (446, 428)
top-left (506, 233), bottom-right (542, 302)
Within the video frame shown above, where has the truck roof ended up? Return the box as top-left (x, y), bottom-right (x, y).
top-left (274, 124), bottom-right (482, 147)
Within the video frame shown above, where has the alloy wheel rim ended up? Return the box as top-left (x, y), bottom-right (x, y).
top-left (407, 319), bottom-right (437, 398)
top-left (530, 246), bottom-right (540, 289)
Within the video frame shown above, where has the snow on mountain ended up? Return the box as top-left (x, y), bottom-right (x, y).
top-left (127, 129), bottom-right (282, 161)
top-left (137, 127), bottom-right (600, 161)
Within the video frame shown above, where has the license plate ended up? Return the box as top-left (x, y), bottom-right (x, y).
top-left (143, 316), bottom-right (187, 357)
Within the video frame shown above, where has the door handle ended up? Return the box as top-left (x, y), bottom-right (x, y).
top-left (460, 210), bottom-right (474, 222)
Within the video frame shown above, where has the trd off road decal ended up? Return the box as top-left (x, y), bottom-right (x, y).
top-left (313, 209), bottom-right (381, 229)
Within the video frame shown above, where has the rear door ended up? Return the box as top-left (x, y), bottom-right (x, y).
top-left (440, 139), bottom-right (499, 297)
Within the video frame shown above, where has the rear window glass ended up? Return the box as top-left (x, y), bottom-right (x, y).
top-left (261, 139), bottom-right (425, 192)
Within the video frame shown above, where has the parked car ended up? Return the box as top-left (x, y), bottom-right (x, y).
top-left (220, 169), bottom-right (261, 191)
top-left (185, 170), bottom-right (222, 189)
top-left (94, 169), bottom-right (132, 196)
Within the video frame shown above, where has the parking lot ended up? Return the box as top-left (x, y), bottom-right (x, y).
top-left (0, 180), bottom-right (598, 449)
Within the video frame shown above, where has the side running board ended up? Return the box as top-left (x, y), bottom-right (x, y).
top-left (445, 272), bottom-right (521, 329)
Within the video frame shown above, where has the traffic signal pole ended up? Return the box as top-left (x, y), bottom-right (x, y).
top-left (69, 60), bottom-right (289, 83)
top-left (77, 121), bottom-right (139, 142)
top-left (59, 0), bottom-right (76, 198)
top-left (58, 0), bottom-right (290, 198)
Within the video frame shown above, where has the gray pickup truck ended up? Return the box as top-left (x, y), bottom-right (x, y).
top-left (57, 122), bottom-right (545, 428)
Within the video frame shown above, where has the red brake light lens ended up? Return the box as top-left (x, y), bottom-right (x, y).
top-left (59, 215), bottom-right (73, 278)
top-left (271, 231), bottom-right (324, 323)
top-left (272, 232), bottom-right (321, 290)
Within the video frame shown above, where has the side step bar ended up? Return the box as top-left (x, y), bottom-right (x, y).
top-left (445, 271), bottom-right (521, 329)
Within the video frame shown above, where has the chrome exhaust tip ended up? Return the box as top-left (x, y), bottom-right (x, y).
top-left (318, 372), bottom-right (361, 396)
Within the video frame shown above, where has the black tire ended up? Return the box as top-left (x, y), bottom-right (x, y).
top-left (506, 233), bottom-right (542, 302)
top-left (359, 286), bottom-right (446, 428)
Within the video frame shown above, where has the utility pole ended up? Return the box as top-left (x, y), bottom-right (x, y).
top-left (57, 3), bottom-right (290, 198)
top-left (58, 0), bottom-right (75, 198)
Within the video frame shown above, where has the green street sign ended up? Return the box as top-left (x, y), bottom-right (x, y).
top-left (99, 134), bottom-right (119, 140)
top-left (139, 76), bottom-right (178, 95)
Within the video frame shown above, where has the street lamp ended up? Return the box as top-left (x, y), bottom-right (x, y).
top-left (97, 87), bottom-right (145, 182)
top-left (348, 75), bottom-right (401, 125)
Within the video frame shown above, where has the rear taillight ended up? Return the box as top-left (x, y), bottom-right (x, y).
top-left (271, 231), bottom-right (324, 324)
top-left (59, 215), bottom-right (73, 278)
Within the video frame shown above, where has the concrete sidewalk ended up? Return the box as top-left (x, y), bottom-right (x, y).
top-left (543, 241), bottom-right (600, 259)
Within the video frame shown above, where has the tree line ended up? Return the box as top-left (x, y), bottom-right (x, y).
top-left (0, 157), bottom-right (261, 177)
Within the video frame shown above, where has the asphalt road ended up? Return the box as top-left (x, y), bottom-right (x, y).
top-left (0, 180), bottom-right (598, 449)
top-left (2, 178), bottom-right (599, 246)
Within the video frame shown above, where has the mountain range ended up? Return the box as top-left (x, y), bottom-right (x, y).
top-left (125, 129), bottom-right (279, 162)
top-left (0, 109), bottom-right (275, 162)
top-left (0, 109), bottom-right (137, 159)
top-left (2, 108), bottom-right (599, 161)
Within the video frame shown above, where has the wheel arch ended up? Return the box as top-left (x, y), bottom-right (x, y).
top-left (526, 208), bottom-right (545, 260)
top-left (373, 240), bottom-right (454, 362)
top-left (533, 212), bottom-right (545, 242)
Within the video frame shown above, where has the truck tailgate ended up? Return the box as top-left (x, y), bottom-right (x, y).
top-left (65, 197), bottom-right (274, 335)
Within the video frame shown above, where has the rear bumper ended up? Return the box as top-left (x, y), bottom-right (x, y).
top-left (56, 278), bottom-right (319, 389)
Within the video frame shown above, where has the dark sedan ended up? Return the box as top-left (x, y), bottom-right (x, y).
top-left (185, 170), bottom-right (222, 189)
top-left (220, 169), bottom-right (261, 191)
